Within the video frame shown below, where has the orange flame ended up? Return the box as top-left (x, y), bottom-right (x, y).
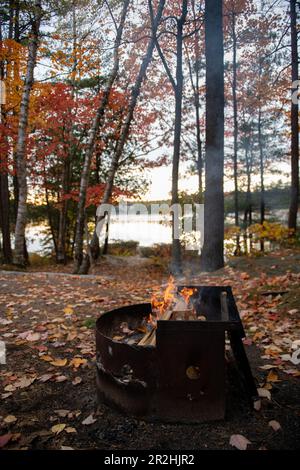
top-left (151, 278), bottom-right (196, 318)
top-left (180, 287), bottom-right (197, 306)
top-left (151, 276), bottom-right (176, 317)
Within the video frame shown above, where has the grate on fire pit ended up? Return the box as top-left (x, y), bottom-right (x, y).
top-left (95, 286), bottom-right (258, 423)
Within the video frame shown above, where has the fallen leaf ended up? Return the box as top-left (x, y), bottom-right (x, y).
top-left (281, 354), bottom-right (292, 362)
top-left (50, 358), bottom-right (68, 367)
top-left (66, 332), bottom-right (77, 341)
top-left (82, 414), bottom-right (97, 425)
top-left (240, 273), bottom-right (250, 280)
top-left (257, 388), bottom-right (271, 400)
top-left (51, 423), bottom-right (66, 435)
top-left (15, 376), bottom-right (36, 389)
top-left (0, 434), bottom-right (12, 448)
top-left (54, 410), bottom-right (69, 418)
top-left (26, 332), bottom-right (41, 342)
top-left (40, 355), bottom-right (54, 362)
top-left (55, 375), bottom-right (68, 382)
top-left (0, 319), bottom-right (12, 325)
top-left (63, 305), bottom-right (74, 315)
top-left (72, 377), bottom-right (82, 385)
top-left (69, 357), bottom-right (87, 368)
top-left (4, 415), bottom-right (17, 424)
top-left (65, 427), bottom-right (77, 433)
top-left (61, 446), bottom-right (74, 450)
top-left (229, 434), bottom-right (251, 450)
top-left (283, 368), bottom-right (300, 377)
top-left (253, 399), bottom-right (261, 411)
top-left (269, 420), bottom-right (281, 431)
top-left (10, 433), bottom-right (21, 442)
top-left (267, 370), bottom-right (280, 383)
top-left (38, 374), bottom-right (53, 383)
top-left (290, 349), bottom-right (300, 366)
top-left (259, 364), bottom-right (276, 370)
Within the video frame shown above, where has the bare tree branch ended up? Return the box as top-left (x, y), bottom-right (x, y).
top-left (148, 0), bottom-right (176, 91)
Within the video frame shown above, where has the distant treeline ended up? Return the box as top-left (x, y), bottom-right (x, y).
top-left (224, 186), bottom-right (293, 214)
top-left (21, 185), bottom-right (294, 223)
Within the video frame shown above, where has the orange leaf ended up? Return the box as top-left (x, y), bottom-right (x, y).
top-left (50, 358), bottom-right (68, 367)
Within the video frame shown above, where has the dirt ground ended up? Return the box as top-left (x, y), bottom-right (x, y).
top-left (0, 248), bottom-right (300, 450)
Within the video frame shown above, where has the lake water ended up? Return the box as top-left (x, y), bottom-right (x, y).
top-left (25, 215), bottom-right (175, 254)
top-left (24, 209), bottom-right (288, 255)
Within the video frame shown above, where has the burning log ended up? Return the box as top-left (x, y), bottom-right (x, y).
top-left (138, 309), bottom-right (173, 347)
top-left (171, 298), bottom-right (194, 321)
top-left (137, 326), bottom-right (156, 346)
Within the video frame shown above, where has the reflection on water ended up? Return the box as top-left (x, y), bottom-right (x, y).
top-left (23, 213), bottom-right (276, 255)
top-left (104, 215), bottom-right (172, 247)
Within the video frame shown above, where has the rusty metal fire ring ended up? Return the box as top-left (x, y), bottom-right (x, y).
top-left (95, 286), bottom-right (258, 423)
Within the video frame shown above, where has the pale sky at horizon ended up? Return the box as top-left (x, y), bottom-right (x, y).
top-left (143, 162), bottom-right (291, 201)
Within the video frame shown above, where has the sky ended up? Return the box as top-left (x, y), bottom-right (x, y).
top-left (144, 162), bottom-right (291, 201)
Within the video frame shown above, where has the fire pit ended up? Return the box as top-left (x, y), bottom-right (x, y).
top-left (96, 285), bottom-right (258, 423)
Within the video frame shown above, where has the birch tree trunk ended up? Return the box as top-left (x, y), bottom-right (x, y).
top-left (73, 0), bottom-right (130, 273)
top-left (13, 0), bottom-right (42, 266)
top-left (78, 0), bottom-right (166, 274)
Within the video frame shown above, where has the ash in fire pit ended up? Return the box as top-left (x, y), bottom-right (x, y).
top-left (96, 284), bottom-right (259, 423)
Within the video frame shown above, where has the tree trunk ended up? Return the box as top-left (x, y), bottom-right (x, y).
top-left (0, 174), bottom-right (12, 264)
top-left (78, 0), bottom-right (166, 275)
top-left (13, 0), bottom-right (42, 266)
top-left (191, 0), bottom-right (203, 198)
top-left (44, 180), bottom-right (58, 257)
top-left (56, 156), bottom-right (70, 263)
top-left (258, 107), bottom-right (265, 252)
top-left (288, 0), bottom-right (299, 231)
top-left (201, 0), bottom-right (225, 272)
top-left (73, 0), bottom-right (130, 273)
top-left (0, 15), bottom-right (12, 264)
top-left (102, 218), bottom-right (109, 255)
top-left (258, 108), bottom-right (265, 225)
top-left (11, 0), bottom-right (20, 224)
top-left (232, 12), bottom-right (239, 228)
top-left (170, 0), bottom-right (188, 276)
top-left (56, 3), bottom-right (78, 264)
top-left (243, 142), bottom-right (252, 226)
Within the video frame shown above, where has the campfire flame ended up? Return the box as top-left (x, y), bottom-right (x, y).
top-left (180, 287), bottom-right (197, 306)
top-left (151, 277), bottom-right (196, 319)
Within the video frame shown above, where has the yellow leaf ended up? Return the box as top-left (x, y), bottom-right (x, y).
top-left (64, 305), bottom-right (74, 315)
top-left (70, 358), bottom-right (87, 368)
top-left (50, 358), bottom-right (68, 367)
top-left (40, 355), bottom-right (54, 362)
top-left (51, 423), bottom-right (66, 434)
